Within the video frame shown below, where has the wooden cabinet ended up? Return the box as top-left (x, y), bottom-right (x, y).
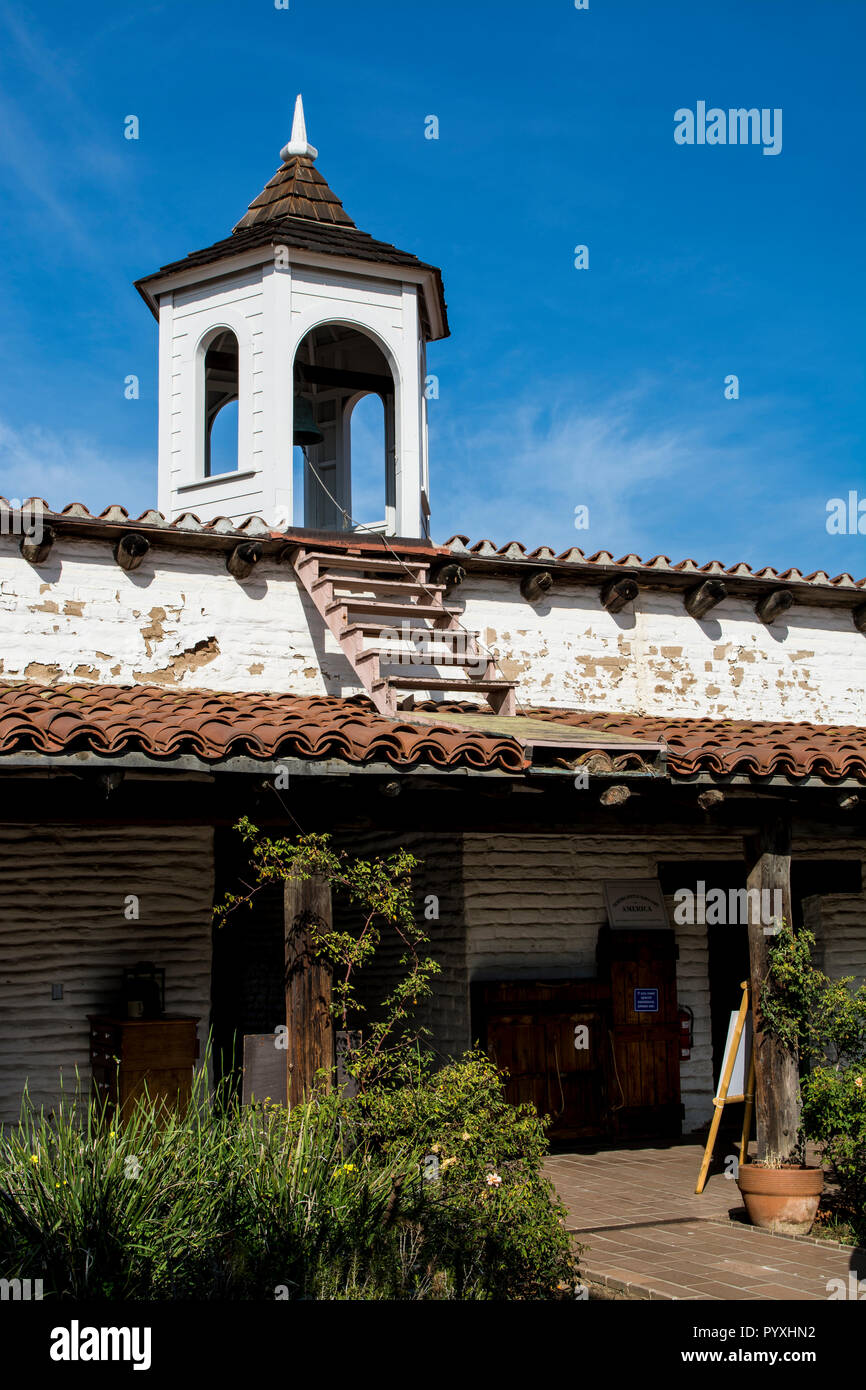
top-left (472, 980), bottom-right (614, 1141)
top-left (89, 1016), bottom-right (199, 1120)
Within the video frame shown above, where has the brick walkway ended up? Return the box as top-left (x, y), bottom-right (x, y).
top-left (546, 1143), bottom-right (865, 1300)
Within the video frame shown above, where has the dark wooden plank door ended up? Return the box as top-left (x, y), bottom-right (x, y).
top-left (598, 928), bottom-right (682, 1138)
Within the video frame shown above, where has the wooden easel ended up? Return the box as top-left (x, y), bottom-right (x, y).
top-left (695, 980), bottom-right (756, 1194)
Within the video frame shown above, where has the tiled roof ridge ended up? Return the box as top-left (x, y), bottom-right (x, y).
top-left (2, 500), bottom-right (861, 592)
top-left (443, 535), bottom-right (866, 591)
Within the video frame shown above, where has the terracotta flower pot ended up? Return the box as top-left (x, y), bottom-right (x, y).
top-left (736, 1164), bottom-right (824, 1235)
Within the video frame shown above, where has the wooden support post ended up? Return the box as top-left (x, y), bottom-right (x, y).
top-left (745, 816), bottom-right (800, 1163)
top-left (284, 875), bottom-right (334, 1108)
top-left (739, 1047), bottom-right (756, 1166)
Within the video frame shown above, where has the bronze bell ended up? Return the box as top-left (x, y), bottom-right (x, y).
top-left (293, 393), bottom-right (324, 447)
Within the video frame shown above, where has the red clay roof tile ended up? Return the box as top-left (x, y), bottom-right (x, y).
top-left (516, 708), bottom-right (866, 783)
top-left (0, 683), bottom-right (862, 783)
top-left (0, 683), bottom-right (528, 772)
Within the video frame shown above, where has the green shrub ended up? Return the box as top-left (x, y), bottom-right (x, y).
top-left (355, 1050), bottom-right (579, 1299)
top-left (0, 1065), bottom-right (577, 1300)
top-left (799, 1066), bottom-right (866, 1239)
top-left (766, 923), bottom-right (866, 1237)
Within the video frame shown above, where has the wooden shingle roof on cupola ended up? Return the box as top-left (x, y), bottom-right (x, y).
top-left (135, 95), bottom-right (448, 337)
top-left (233, 95), bottom-right (355, 229)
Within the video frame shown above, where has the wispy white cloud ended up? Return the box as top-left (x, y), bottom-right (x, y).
top-left (430, 381), bottom-right (846, 572)
top-left (0, 416), bottom-right (153, 516)
top-left (0, 5), bottom-right (132, 258)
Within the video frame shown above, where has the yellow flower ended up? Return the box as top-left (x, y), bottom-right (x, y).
top-left (55, 1182), bottom-right (60, 1188)
top-left (29, 1154), bottom-right (38, 1165)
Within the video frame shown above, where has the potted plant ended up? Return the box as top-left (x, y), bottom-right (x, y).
top-left (735, 1155), bottom-right (825, 1236)
top-left (737, 922), bottom-right (866, 1237)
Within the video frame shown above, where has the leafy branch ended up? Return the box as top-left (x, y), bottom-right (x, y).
top-left (214, 819), bottom-right (441, 1091)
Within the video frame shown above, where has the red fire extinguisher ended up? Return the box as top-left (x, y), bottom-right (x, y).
top-left (678, 1006), bottom-right (694, 1060)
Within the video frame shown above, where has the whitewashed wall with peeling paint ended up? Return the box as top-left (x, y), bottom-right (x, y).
top-left (0, 824), bottom-right (214, 1123)
top-left (0, 533), bottom-right (863, 724)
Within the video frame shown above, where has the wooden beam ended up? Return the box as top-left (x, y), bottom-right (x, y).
top-left (600, 575), bottom-right (638, 613)
top-left (755, 588), bottom-right (794, 624)
top-left (226, 542), bottom-right (263, 580)
top-left (429, 561), bottom-right (465, 591)
top-left (114, 533), bottom-right (150, 572)
top-left (684, 579), bottom-right (727, 619)
top-left (297, 363), bottom-right (394, 395)
top-left (744, 816), bottom-right (800, 1163)
top-left (600, 784), bottom-right (631, 806)
top-left (204, 348), bottom-right (239, 374)
top-left (520, 570), bottom-right (553, 603)
top-left (19, 525), bottom-right (55, 565)
top-left (284, 875), bottom-right (334, 1107)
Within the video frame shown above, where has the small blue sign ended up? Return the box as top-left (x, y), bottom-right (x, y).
top-left (634, 988), bottom-right (659, 1013)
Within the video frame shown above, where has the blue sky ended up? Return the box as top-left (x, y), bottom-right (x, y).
top-left (0, 0), bottom-right (863, 575)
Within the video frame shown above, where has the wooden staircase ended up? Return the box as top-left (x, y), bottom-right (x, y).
top-left (290, 547), bottom-right (517, 716)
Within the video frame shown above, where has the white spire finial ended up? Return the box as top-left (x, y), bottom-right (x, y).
top-left (280, 94), bottom-right (318, 162)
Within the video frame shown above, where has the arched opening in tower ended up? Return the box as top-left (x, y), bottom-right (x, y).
top-left (293, 323), bottom-right (396, 533)
top-left (203, 330), bottom-right (240, 476)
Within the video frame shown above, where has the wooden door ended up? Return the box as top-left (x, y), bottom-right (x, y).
top-left (478, 985), bottom-right (612, 1139)
top-left (597, 928), bottom-right (681, 1138)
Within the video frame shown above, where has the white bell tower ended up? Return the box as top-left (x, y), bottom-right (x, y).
top-left (136, 96), bottom-right (448, 537)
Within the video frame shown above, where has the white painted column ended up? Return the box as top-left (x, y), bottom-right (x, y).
top-left (156, 293), bottom-right (175, 518)
top-left (396, 284), bottom-right (422, 536)
top-left (263, 257), bottom-right (294, 528)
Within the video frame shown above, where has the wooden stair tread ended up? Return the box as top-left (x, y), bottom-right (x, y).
top-left (381, 676), bottom-right (517, 691)
top-left (344, 622), bottom-right (478, 640)
top-left (297, 552), bottom-right (427, 574)
top-left (314, 575), bottom-right (444, 597)
top-left (326, 599), bottom-right (459, 619)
